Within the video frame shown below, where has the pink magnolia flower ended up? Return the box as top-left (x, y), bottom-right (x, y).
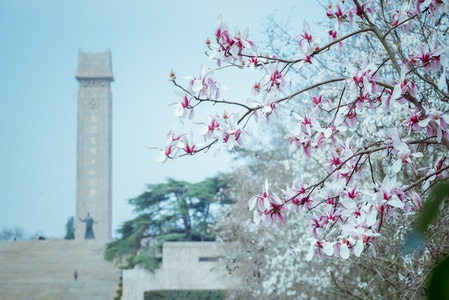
top-left (411, 40), bottom-right (446, 71)
top-left (293, 43), bottom-right (316, 72)
top-left (409, 191), bottom-right (423, 211)
top-left (311, 92), bottom-right (331, 108)
top-left (384, 128), bottom-right (422, 173)
top-left (341, 183), bottom-right (362, 201)
top-left (381, 89), bottom-right (393, 112)
top-left (152, 130), bottom-right (185, 163)
top-left (418, 108), bottom-right (449, 142)
top-left (222, 128), bottom-right (243, 152)
top-left (328, 28), bottom-right (338, 41)
top-left (416, 0), bottom-right (449, 16)
top-left (339, 224), bottom-right (379, 257)
top-left (249, 179), bottom-right (285, 225)
top-left (391, 3), bottom-right (416, 32)
top-left (326, 3), bottom-right (347, 24)
top-left (402, 108), bottom-right (424, 134)
top-left (251, 82), bottom-right (261, 96)
top-left (261, 62), bottom-right (289, 92)
top-left (342, 211), bottom-right (379, 237)
top-left (392, 68), bottom-right (418, 100)
top-left (385, 128), bottom-right (407, 152)
top-left (284, 111), bottom-right (322, 157)
top-left (306, 238), bottom-right (324, 260)
top-left (210, 17), bottom-right (234, 65)
top-left (324, 149), bottom-right (343, 173)
top-left (349, 62), bottom-right (379, 97)
top-left (250, 99), bottom-right (279, 124)
top-left (214, 17), bottom-right (229, 44)
top-left (320, 203), bottom-right (342, 226)
top-left (338, 196), bottom-right (363, 218)
top-left (170, 94), bottom-right (194, 120)
top-left (292, 20), bottom-right (320, 47)
top-left (197, 114), bottom-right (221, 140)
top-left (263, 202), bottom-right (288, 225)
top-left (216, 113), bottom-right (245, 151)
top-left (334, 239), bottom-right (350, 259)
top-left (419, 156), bottom-right (447, 190)
top-left (249, 179), bottom-right (279, 210)
top-left (233, 27), bottom-right (254, 52)
top-left (285, 130), bottom-right (314, 158)
top-left (347, 0), bottom-right (375, 24)
top-left (306, 238), bottom-right (335, 260)
top-left (393, 147), bottom-right (423, 174)
top-left (334, 158), bottom-right (363, 185)
top-left (343, 104), bottom-right (358, 129)
top-left (179, 133), bottom-right (197, 155)
top-left (375, 176), bottom-right (405, 212)
top-left (247, 56), bottom-right (262, 70)
top-left (187, 64), bottom-right (221, 99)
top-left (209, 17), bottom-right (257, 66)
top-left (283, 181), bottom-right (313, 211)
top-left (308, 214), bottom-right (325, 239)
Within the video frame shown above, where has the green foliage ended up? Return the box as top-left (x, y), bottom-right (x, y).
top-left (144, 290), bottom-right (225, 300)
top-left (402, 181), bottom-right (449, 298)
top-left (421, 181), bottom-right (449, 300)
top-left (416, 182), bottom-right (449, 235)
top-left (403, 181), bottom-right (449, 252)
top-left (105, 175), bottom-right (230, 271)
top-left (64, 216), bottom-right (75, 240)
top-left (428, 254), bottom-right (449, 300)
top-left (114, 273), bottom-right (123, 300)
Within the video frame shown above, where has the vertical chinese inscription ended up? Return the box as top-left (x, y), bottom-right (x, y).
top-left (88, 113), bottom-right (97, 204)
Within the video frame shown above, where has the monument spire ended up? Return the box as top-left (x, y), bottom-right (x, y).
top-left (75, 49), bottom-right (113, 241)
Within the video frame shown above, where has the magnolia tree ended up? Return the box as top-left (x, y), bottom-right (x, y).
top-left (209, 129), bottom-right (347, 299)
top-left (213, 146), bottom-right (443, 296)
top-left (155, 0), bottom-right (449, 262)
top-left (210, 123), bottom-right (444, 298)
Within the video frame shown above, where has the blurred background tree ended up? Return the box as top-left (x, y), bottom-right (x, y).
top-left (105, 174), bottom-right (231, 271)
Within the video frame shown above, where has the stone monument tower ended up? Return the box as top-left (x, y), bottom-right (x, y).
top-left (75, 50), bottom-right (113, 241)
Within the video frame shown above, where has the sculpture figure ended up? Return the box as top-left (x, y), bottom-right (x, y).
top-left (79, 212), bottom-right (97, 239)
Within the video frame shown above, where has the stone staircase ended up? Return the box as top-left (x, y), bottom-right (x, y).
top-left (0, 240), bottom-right (121, 300)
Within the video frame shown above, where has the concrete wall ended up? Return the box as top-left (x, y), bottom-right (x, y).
top-left (122, 242), bottom-right (234, 300)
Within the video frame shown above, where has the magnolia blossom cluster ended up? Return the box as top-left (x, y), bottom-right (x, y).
top-left (157, 0), bottom-right (449, 259)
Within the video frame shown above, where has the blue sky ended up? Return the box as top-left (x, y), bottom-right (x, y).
top-left (0, 0), bottom-right (322, 238)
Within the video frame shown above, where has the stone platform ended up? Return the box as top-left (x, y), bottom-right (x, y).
top-left (122, 242), bottom-right (234, 300)
top-left (0, 240), bottom-right (121, 300)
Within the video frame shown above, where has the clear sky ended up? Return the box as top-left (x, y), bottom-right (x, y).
top-left (0, 0), bottom-right (323, 238)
